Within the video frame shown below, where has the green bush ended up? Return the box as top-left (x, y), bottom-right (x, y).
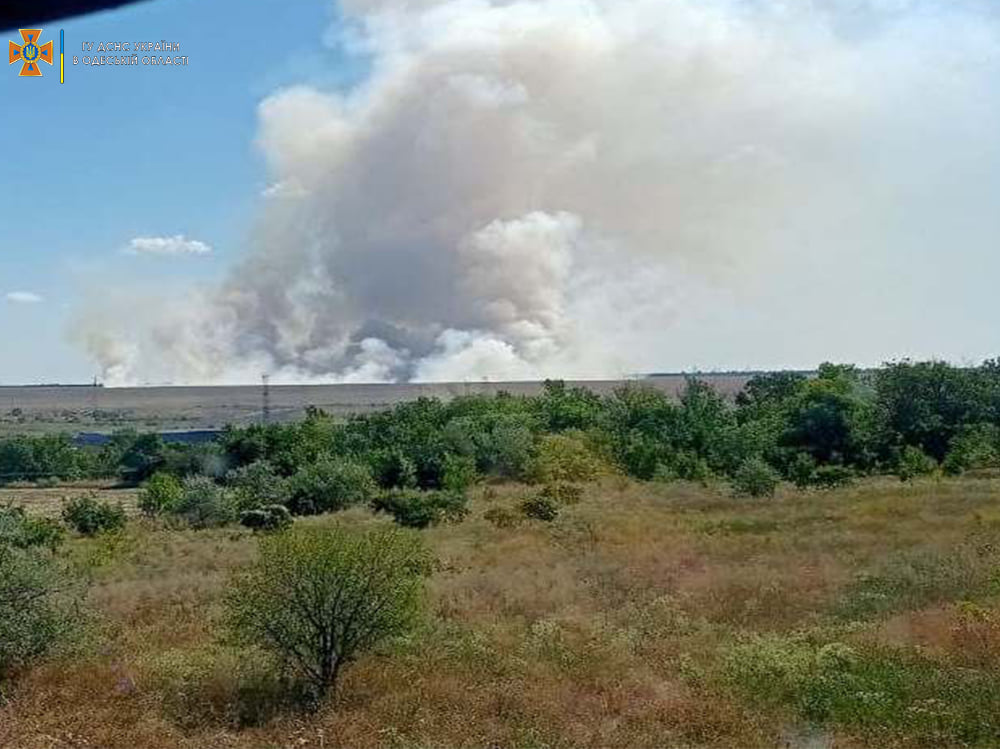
top-left (224, 526), bottom-right (430, 699)
top-left (173, 476), bottom-right (237, 529)
top-left (943, 424), bottom-right (1000, 476)
top-left (0, 505), bottom-right (64, 550)
top-left (287, 459), bottom-right (376, 516)
top-left (0, 545), bottom-right (78, 683)
top-left (896, 445), bottom-right (937, 482)
top-left (731, 457), bottom-right (780, 498)
top-left (724, 634), bottom-right (1000, 744)
top-left (520, 493), bottom-right (560, 522)
top-left (528, 433), bottom-right (605, 484)
top-left (372, 489), bottom-right (469, 529)
top-left (441, 454), bottom-right (478, 493)
top-left (61, 495), bottom-right (127, 536)
top-left (239, 505), bottom-right (293, 533)
top-left (225, 461), bottom-right (290, 512)
top-left (137, 473), bottom-right (184, 518)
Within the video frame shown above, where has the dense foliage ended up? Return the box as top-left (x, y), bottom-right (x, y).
top-left (4, 360), bottom-right (1000, 513)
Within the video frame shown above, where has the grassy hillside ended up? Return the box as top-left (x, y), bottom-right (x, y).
top-left (5, 477), bottom-right (1000, 748)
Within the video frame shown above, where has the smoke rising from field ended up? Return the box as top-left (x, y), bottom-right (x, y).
top-left (81, 0), bottom-right (1000, 384)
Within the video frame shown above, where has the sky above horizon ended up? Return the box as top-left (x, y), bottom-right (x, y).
top-left (2, 0), bottom-right (1000, 385)
top-left (0, 0), bottom-right (356, 384)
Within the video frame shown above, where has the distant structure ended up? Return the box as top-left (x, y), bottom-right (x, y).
top-left (261, 374), bottom-right (271, 425)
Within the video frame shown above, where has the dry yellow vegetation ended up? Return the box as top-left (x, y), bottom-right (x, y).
top-left (4, 477), bottom-right (1000, 748)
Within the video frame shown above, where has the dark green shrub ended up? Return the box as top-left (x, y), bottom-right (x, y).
top-left (239, 504), bottom-right (293, 533)
top-left (372, 490), bottom-right (469, 529)
top-left (520, 494), bottom-right (559, 522)
top-left (174, 476), bottom-right (237, 529)
top-left (0, 505), bottom-right (64, 550)
top-left (138, 473), bottom-right (184, 517)
top-left (731, 457), bottom-right (780, 498)
top-left (224, 526), bottom-right (430, 699)
top-left (368, 449), bottom-right (418, 490)
top-left (287, 459), bottom-right (376, 516)
top-left (61, 495), bottom-right (127, 536)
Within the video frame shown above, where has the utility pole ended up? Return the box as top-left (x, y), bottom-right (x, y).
top-left (262, 374), bottom-right (271, 426)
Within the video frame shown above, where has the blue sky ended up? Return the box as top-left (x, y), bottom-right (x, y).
top-left (0, 0), bottom-right (355, 383)
top-left (3, 0), bottom-right (1000, 385)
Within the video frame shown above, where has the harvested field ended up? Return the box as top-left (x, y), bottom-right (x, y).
top-left (0, 482), bottom-right (140, 517)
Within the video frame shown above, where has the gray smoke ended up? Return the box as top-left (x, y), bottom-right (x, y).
top-left (79, 0), bottom-right (1000, 384)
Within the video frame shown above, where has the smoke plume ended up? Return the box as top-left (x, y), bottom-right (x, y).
top-left (80, 0), bottom-right (1000, 384)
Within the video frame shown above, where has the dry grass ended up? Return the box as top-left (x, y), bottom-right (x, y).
top-left (0, 482), bottom-right (139, 518)
top-left (4, 477), bottom-right (1000, 748)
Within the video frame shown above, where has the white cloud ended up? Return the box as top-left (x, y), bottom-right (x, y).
top-left (125, 234), bottom-right (212, 257)
top-left (6, 291), bottom-right (43, 304)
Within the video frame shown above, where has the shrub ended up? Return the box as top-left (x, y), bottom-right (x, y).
top-left (223, 526), bottom-right (430, 699)
top-left (442, 454), bottom-right (478, 492)
top-left (0, 505), bottom-right (64, 550)
top-left (368, 449), bottom-right (419, 490)
top-left (811, 465), bottom-right (854, 489)
top-left (61, 495), bottom-right (127, 536)
top-left (671, 450), bottom-right (714, 483)
top-left (528, 433), bottom-right (605, 484)
top-left (0, 545), bottom-right (78, 683)
top-left (520, 493), bottom-right (560, 522)
top-left (174, 476), bottom-right (237, 529)
top-left (239, 505), bottom-right (293, 533)
top-left (372, 489), bottom-right (469, 529)
top-left (287, 459), bottom-right (376, 516)
top-left (226, 461), bottom-right (290, 512)
top-left (943, 425), bottom-right (1000, 476)
top-left (896, 445), bottom-right (937, 482)
top-left (731, 457), bottom-right (780, 498)
top-left (137, 473), bottom-right (184, 518)
top-left (724, 634), bottom-right (1000, 743)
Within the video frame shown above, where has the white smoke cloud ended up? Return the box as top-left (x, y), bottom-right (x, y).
top-left (126, 235), bottom-right (212, 257)
top-left (78, 0), bottom-right (1000, 384)
top-left (6, 291), bottom-right (43, 304)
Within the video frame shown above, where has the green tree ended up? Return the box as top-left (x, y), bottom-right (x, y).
top-left (0, 545), bottom-right (78, 683)
top-left (287, 459), bottom-right (376, 516)
top-left (223, 526), bottom-right (430, 699)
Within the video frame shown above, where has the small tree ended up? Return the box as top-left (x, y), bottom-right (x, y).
top-left (174, 476), bottom-right (236, 529)
top-left (224, 526), bottom-right (430, 699)
top-left (226, 461), bottom-right (290, 512)
top-left (0, 545), bottom-right (77, 682)
top-left (138, 473), bottom-right (184, 518)
top-left (731, 457), bottom-right (780, 498)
